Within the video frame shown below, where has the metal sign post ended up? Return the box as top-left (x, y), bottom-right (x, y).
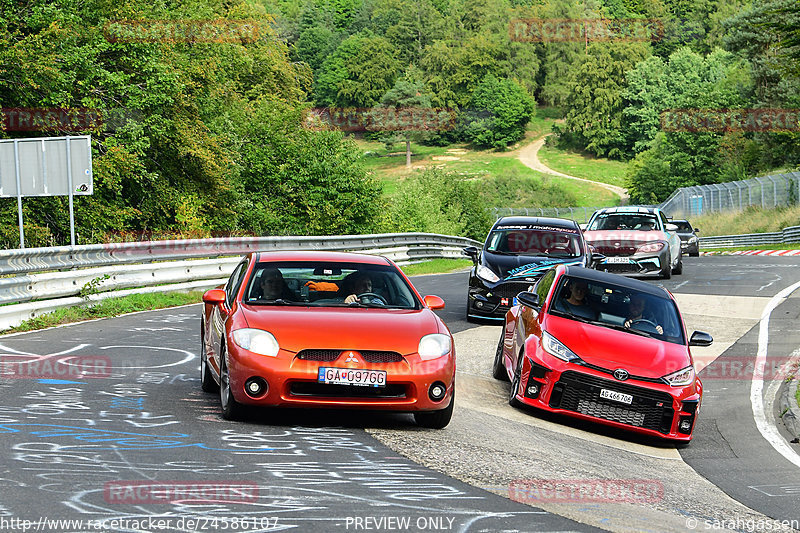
top-left (0, 135), bottom-right (93, 248)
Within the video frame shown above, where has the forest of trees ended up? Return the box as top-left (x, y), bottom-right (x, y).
top-left (0, 0), bottom-right (798, 246)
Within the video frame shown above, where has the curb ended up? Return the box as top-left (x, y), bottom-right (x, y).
top-left (779, 370), bottom-right (800, 444)
top-left (700, 250), bottom-right (800, 256)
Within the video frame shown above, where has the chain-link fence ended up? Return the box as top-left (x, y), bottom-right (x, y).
top-left (659, 172), bottom-right (800, 218)
top-left (491, 171), bottom-right (800, 222)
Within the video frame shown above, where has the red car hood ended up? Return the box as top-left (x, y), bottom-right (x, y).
top-left (584, 230), bottom-right (668, 245)
top-left (547, 316), bottom-right (690, 378)
top-left (240, 305), bottom-right (443, 355)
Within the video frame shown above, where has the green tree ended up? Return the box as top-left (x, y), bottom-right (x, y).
top-left (463, 74), bottom-right (536, 149)
top-left (373, 76), bottom-right (435, 167)
top-left (315, 32), bottom-right (401, 106)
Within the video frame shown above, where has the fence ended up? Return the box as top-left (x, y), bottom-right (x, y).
top-left (491, 171), bottom-right (800, 222)
top-left (699, 225), bottom-right (800, 248)
top-left (0, 232), bottom-right (481, 331)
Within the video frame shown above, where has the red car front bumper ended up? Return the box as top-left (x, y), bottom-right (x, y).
top-left (513, 354), bottom-right (701, 442)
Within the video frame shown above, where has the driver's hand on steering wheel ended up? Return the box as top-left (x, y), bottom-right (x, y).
top-left (624, 318), bottom-right (663, 334)
top-left (345, 294), bottom-right (359, 304)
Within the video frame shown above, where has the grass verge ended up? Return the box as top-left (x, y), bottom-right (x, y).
top-left (537, 144), bottom-right (628, 188)
top-left (689, 205), bottom-right (800, 236)
top-left (3, 291), bottom-right (204, 334)
top-left (401, 258), bottom-right (472, 276)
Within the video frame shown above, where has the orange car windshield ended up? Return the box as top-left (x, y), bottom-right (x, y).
top-left (243, 262), bottom-right (421, 309)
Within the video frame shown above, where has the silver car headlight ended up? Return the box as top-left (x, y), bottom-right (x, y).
top-left (232, 328), bottom-right (279, 357)
top-left (542, 331), bottom-right (580, 363)
top-left (662, 365), bottom-right (695, 387)
top-left (477, 264), bottom-right (500, 283)
top-left (418, 334), bottom-right (452, 361)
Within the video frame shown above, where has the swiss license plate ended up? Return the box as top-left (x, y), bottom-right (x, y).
top-left (318, 367), bottom-right (386, 387)
top-left (600, 388), bottom-right (633, 405)
top-left (606, 257), bottom-right (631, 264)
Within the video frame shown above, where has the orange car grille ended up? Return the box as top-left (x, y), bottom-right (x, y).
top-left (549, 371), bottom-right (674, 434)
top-left (296, 350), bottom-right (404, 363)
top-left (289, 382), bottom-right (407, 398)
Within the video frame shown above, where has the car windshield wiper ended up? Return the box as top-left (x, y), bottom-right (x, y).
top-left (486, 249), bottom-right (516, 255)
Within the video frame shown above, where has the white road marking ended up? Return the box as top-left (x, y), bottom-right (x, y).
top-left (750, 280), bottom-right (800, 469)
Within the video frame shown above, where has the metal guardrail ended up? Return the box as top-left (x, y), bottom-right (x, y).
top-left (699, 225), bottom-right (800, 248)
top-left (0, 233), bottom-right (478, 276)
top-left (0, 233), bottom-right (481, 331)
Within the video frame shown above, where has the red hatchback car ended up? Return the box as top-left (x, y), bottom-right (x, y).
top-left (200, 251), bottom-right (455, 428)
top-left (495, 265), bottom-right (712, 442)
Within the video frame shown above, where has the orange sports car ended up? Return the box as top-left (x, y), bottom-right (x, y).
top-left (200, 251), bottom-right (455, 428)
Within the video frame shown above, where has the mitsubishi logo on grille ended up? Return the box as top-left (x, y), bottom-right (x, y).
top-left (613, 368), bottom-right (629, 381)
top-left (343, 352), bottom-right (359, 363)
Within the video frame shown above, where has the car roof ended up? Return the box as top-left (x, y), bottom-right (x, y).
top-left (562, 265), bottom-right (672, 299)
top-left (593, 206), bottom-right (660, 215)
top-left (253, 251), bottom-right (391, 265)
top-left (493, 216), bottom-right (580, 230)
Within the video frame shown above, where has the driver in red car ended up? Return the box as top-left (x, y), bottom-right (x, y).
top-left (624, 294), bottom-right (663, 334)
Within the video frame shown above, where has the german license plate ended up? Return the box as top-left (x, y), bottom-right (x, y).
top-left (606, 257), bottom-right (631, 264)
top-left (318, 367), bottom-right (386, 387)
top-left (600, 388), bottom-right (633, 404)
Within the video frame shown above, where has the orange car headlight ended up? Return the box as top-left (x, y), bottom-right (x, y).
top-left (419, 334), bottom-right (451, 361)
top-left (232, 328), bottom-right (279, 357)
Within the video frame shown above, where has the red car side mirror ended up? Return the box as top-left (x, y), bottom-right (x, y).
top-left (202, 288), bottom-right (226, 305)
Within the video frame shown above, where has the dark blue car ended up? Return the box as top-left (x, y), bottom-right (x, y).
top-left (463, 216), bottom-right (602, 321)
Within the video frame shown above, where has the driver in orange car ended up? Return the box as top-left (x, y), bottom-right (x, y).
top-left (624, 294), bottom-right (664, 334)
top-left (342, 271), bottom-right (384, 305)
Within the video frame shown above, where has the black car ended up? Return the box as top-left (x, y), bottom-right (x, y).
top-left (673, 219), bottom-right (700, 257)
top-left (463, 216), bottom-right (602, 321)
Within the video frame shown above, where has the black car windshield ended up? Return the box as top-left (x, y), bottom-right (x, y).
top-left (243, 262), bottom-right (421, 309)
top-left (587, 213), bottom-right (660, 232)
top-left (486, 226), bottom-right (582, 258)
top-left (674, 221), bottom-right (693, 232)
top-left (549, 276), bottom-right (685, 344)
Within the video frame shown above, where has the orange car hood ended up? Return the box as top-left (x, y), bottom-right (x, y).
top-left (546, 316), bottom-right (690, 378)
top-left (240, 305), bottom-right (443, 355)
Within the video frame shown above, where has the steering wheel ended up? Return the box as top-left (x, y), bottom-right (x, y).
top-left (629, 318), bottom-right (660, 333)
top-left (356, 292), bottom-right (387, 305)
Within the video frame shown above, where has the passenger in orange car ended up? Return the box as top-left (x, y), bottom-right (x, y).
top-left (259, 268), bottom-right (294, 300)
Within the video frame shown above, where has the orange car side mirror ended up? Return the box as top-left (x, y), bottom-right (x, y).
top-left (202, 288), bottom-right (226, 305)
top-left (423, 295), bottom-right (445, 310)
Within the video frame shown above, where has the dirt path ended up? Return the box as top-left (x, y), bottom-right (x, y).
top-left (518, 134), bottom-right (629, 200)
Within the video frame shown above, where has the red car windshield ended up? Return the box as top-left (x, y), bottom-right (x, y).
top-left (549, 276), bottom-right (685, 344)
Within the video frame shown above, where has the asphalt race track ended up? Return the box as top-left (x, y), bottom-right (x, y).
top-left (1, 255), bottom-right (799, 532)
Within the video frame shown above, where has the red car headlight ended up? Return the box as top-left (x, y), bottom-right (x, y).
top-left (662, 365), bottom-right (695, 387)
top-left (637, 241), bottom-right (666, 253)
top-left (232, 328), bottom-right (279, 357)
top-left (542, 332), bottom-right (580, 363)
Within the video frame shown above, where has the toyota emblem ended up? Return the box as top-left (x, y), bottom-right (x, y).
top-left (613, 368), bottom-right (629, 381)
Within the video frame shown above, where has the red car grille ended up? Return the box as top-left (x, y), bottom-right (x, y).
top-left (296, 350), bottom-right (403, 363)
top-left (289, 382), bottom-right (407, 398)
top-left (549, 371), bottom-right (674, 434)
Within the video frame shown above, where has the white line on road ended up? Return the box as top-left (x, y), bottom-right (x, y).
top-left (750, 280), bottom-right (800, 469)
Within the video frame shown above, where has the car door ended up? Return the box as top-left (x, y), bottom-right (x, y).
top-left (208, 259), bottom-right (249, 374)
